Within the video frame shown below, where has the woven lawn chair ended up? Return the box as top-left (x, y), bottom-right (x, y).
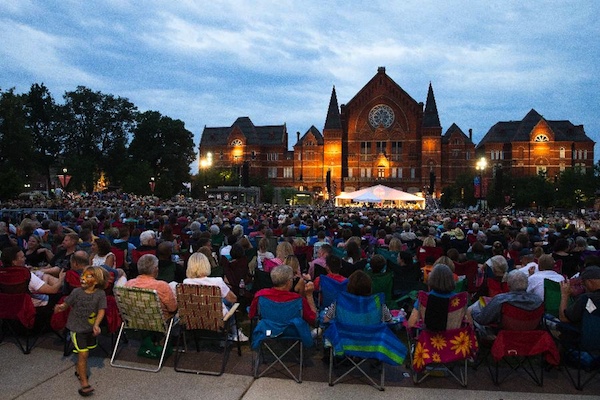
top-left (174, 284), bottom-right (241, 376)
top-left (110, 286), bottom-right (176, 372)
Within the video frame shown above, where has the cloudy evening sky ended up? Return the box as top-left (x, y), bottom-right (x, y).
top-left (1, 1), bottom-right (599, 172)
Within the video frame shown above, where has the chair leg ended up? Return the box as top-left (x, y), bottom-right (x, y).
top-left (64, 330), bottom-right (72, 356)
top-left (255, 339), bottom-right (303, 383)
top-left (328, 346), bottom-right (334, 386)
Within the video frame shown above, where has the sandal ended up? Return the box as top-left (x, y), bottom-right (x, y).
top-left (78, 385), bottom-right (94, 397)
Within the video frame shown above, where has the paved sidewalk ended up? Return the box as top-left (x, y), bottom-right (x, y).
top-left (2, 336), bottom-right (599, 400)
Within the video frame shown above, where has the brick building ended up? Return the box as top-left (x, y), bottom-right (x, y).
top-left (476, 109), bottom-right (595, 180)
top-left (198, 67), bottom-right (593, 200)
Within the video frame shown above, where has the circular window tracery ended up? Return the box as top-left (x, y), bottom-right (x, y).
top-left (368, 104), bottom-right (395, 128)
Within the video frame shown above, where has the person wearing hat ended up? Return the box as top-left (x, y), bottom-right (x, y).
top-left (559, 266), bottom-right (600, 326)
top-left (449, 227), bottom-right (469, 254)
top-left (516, 248), bottom-right (538, 275)
top-left (486, 225), bottom-right (507, 249)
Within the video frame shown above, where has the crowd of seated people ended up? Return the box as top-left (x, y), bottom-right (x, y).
top-left (3, 193), bottom-right (600, 384)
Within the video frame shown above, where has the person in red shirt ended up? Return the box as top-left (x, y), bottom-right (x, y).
top-left (249, 264), bottom-right (317, 326)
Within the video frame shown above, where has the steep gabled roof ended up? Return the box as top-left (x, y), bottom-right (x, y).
top-left (324, 86), bottom-right (342, 130)
top-left (476, 109), bottom-right (594, 149)
top-left (344, 67), bottom-right (420, 109)
top-left (200, 117), bottom-right (286, 146)
top-left (423, 82), bottom-right (441, 128)
top-left (442, 123), bottom-right (473, 144)
top-left (297, 125), bottom-right (324, 145)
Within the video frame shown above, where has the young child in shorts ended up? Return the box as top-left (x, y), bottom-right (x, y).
top-left (54, 266), bottom-right (107, 397)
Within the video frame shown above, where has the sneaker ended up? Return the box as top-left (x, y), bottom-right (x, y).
top-left (228, 329), bottom-right (249, 342)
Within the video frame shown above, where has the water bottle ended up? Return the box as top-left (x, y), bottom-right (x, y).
top-left (398, 308), bottom-right (407, 321)
top-left (239, 279), bottom-right (245, 296)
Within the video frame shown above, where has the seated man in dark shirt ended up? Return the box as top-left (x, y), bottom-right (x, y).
top-left (560, 266), bottom-right (600, 327)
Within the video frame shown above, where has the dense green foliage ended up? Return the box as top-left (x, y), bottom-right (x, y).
top-left (0, 84), bottom-right (196, 198)
top-left (441, 166), bottom-right (600, 211)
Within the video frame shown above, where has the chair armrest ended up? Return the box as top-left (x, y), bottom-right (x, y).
top-left (224, 302), bottom-right (240, 322)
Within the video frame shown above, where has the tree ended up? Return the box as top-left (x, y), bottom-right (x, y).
top-left (129, 111), bottom-right (196, 197)
top-left (60, 86), bottom-right (137, 192)
top-left (24, 83), bottom-right (63, 193)
top-left (554, 166), bottom-right (598, 209)
top-left (440, 173), bottom-right (476, 208)
top-left (0, 88), bottom-right (33, 198)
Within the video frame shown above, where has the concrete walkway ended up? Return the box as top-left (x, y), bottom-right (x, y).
top-left (2, 339), bottom-right (599, 400)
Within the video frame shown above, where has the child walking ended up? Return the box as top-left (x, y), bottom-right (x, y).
top-left (54, 266), bottom-right (107, 397)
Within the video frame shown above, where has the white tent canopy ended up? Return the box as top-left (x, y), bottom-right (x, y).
top-left (335, 184), bottom-right (425, 209)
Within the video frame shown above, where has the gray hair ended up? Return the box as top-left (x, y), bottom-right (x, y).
top-left (137, 254), bottom-right (159, 276)
top-left (537, 254), bottom-right (555, 271)
top-left (507, 269), bottom-right (528, 292)
top-left (489, 255), bottom-right (508, 275)
top-left (232, 224), bottom-right (243, 238)
top-left (209, 225), bottom-right (220, 235)
top-left (427, 264), bottom-right (456, 294)
top-left (270, 264), bottom-right (294, 287)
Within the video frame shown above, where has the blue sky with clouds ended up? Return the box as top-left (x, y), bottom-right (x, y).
top-left (1, 1), bottom-right (599, 172)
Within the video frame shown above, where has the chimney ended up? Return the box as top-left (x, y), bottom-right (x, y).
top-left (469, 128), bottom-right (473, 141)
top-left (296, 131), bottom-right (300, 143)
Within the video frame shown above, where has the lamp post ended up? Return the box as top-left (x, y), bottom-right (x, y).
top-left (58, 168), bottom-right (71, 189)
top-left (199, 152), bottom-right (213, 199)
top-left (149, 176), bottom-right (155, 194)
top-left (476, 157), bottom-right (487, 210)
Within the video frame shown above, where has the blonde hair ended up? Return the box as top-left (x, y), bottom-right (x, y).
top-left (388, 238), bottom-right (403, 252)
top-left (275, 241), bottom-right (294, 260)
top-left (82, 266), bottom-right (107, 290)
top-left (292, 237), bottom-right (306, 248)
top-left (434, 256), bottom-right (455, 272)
top-left (285, 254), bottom-right (300, 274)
top-left (422, 236), bottom-right (436, 247)
top-left (258, 237), bottom-right (269, 252)
top-left (186, 252), bottom-right (212, 278)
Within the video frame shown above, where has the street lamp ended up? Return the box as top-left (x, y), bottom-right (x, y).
top-left (149, 176), bottom-right (155, 194)
top-left (199, 152), bottom-right (213, 198)
top-left (475, 157), bottom-right (487, 210)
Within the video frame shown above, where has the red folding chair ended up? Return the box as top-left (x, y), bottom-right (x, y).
top-left (110, 247), bottom-right (127, 269)
top-left (454, 260), bottom-right (479, 295)
top-left (0, 266), bottom-right (31, 294)
top-left (490, 303), bottom-right (559, 386)
top-left (416, 246), bottom-right (444, 268)
top-left (131, 249), bottom-right (156, 264)
top-left (0, 293), bottom-right (38, 354)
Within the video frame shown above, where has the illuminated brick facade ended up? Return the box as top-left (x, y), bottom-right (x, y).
top-left (198, 68), bottom-right (593, 198)
top-left (476, 109), bottom-right (595, 180)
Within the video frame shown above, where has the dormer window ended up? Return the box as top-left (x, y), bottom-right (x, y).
top-left (534, 134), bottom-right (549, 142)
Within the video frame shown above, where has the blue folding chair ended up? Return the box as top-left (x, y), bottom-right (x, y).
top-left (324, 291), bottom-right (407, 390)
top-left (562, 309), bottom-right (600, 390)
top-left (252, 297), bottom-right (313, 383)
